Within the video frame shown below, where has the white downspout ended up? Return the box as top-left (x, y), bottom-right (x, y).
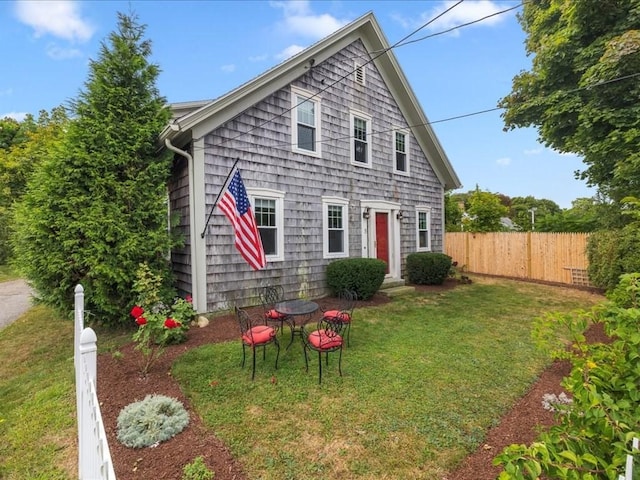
top-left (165, 138), bottom-right (202, 313)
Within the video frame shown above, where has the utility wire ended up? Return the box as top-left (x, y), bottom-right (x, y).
top-left (198, 0), bottom-right (466, 147)
top-left (188, 70), bottom-right (640, 155)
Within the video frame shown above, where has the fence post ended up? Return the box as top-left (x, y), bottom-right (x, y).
top-left (79, 327), bottom-right (98, 479)
top-left (74, 284), bottom-right (84, 477)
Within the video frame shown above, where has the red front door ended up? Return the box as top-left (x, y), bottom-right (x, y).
top-left (375, 212), bottom-right (390, 274)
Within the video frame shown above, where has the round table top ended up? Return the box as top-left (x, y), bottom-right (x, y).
top-left (275, 299), bottom-right (319, 316)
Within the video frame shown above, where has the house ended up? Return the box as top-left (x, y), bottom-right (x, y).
top-left (160, 12), bottom-right (461, 314)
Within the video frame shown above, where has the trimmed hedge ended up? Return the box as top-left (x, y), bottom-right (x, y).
top-left (406, 252), bottom-right (452, 285)
top-left (326, 258), bottom-right (386, 300)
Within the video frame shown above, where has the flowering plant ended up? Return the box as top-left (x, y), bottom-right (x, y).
top-left (130, 263), bottom-right (196, 375)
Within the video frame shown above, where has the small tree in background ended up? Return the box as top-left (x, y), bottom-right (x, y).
top-left (464, 188), bottom-right (509, 232)
top-left (12, 12), bottom-right (177, 325)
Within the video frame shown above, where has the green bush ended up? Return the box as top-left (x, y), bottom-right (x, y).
top-left (183, 456), bottom-right (214, 480)
top-left (326, 258), bottom-right (386, 300)
top-left (406, 252), bottom-right (452, 285)
top-left (587, 225), bottom-right (640, 291)
top-left (116, 394), bottom-right (189, 448)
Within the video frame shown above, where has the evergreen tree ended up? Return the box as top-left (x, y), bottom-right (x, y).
top-left (13, 12), bottom-right (175, 324)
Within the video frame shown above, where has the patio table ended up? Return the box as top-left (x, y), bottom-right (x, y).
top-left (275, 299), bottom-right (319, 349)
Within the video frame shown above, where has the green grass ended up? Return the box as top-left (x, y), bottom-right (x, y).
top-left (0, 305), bottom-right (76, 480)
top-left (172, 277), bottom-right (602, 480)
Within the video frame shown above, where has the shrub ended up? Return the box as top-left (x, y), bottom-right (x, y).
top-left (326, 258), bottom-right (386, 300)
top-left (406, 252), bottom-right (452, 285)
top-left (587, 225), bottom-right (640, 291)
top-left (183, 456), bottom-right (215, 480)
top-left (117, 394), bottom-right (189, 448)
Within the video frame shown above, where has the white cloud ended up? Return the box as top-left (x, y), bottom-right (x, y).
top-left (275, 44), bottom-right (305, 61)
top-left (221, 64), bottom-right (236, 73)
top-left (270, 0), bottom-right (348, 40)
top-left (1, 112), bottom-right (29, 121)
top-left (524, 148), bottom-right (542, 155)
top-left (248, 54), bottom-right (269, 63)
top-left (46, 43), bottom-right (82, 60)
top-left (496, 157), bottom-right (511, 166)
top-left (15, 0), bottom-right (95, 42)
top-left (396, 1), bottom-right (512, 35)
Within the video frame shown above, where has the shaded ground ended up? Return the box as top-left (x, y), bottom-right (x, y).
top-left (97, 280), bottom-right (608, 480)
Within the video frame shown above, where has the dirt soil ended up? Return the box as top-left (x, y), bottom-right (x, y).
top-left (97, 280), bottom-right (609, 480)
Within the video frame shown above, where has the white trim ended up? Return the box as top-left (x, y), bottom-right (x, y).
top-left (360, 200), bottom-right (402, 280)
top-left (392, 128), bottom-right (410, 176)
top-left (193, 137), bottom-right (207, 314)
top-left (354, 61), bottom-right (366, 86)
top-left (350, 110), bottom-right (372, 168)
top-left (291, 86), bottom-right (322, 158)
top-left (322, 196), bottom-right (350, 259)
top-left (416, 205), bottom-right (432, 252)
top-left (247, 188), bottom-right (285, 262)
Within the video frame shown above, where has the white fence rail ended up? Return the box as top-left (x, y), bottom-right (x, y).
top-left (619, 437), bottom-right (639, 480)
top-left (74, 284), bottom-right (116, 480)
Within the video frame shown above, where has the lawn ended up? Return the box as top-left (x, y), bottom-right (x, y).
top-left (172, 277), bottom-right (602, 480)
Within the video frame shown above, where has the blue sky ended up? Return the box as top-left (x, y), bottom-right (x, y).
top-left (0, 0), bottom-right (594, 208)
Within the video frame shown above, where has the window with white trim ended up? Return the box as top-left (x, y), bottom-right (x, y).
top-left (322, 196), bottom-right (349, 258)
top-left (416, 207), bottom-right (431, 251)
top-left (393, 129), bottom-right (409, 174)
top-left (350, 111), bottom-right (372, 167)
top-left (291, 86), bottom-right (321, 157)
top-left (247, 188), bottom-right (285, 262)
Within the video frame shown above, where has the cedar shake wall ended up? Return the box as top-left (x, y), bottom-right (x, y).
top-left (201, 40), bottom-right (444, 312)
top-left (168, 155), bottom-right (192, 297)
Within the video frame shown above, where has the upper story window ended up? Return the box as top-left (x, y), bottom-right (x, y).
top-left (350, 111), bottom-right (372, 168)
top-left (247, 188), bottom-right (285, 262)
top-left (393, 130), bottom-right (410, 175)
top-left (322, 196), bottom-right (349, 259)
top-left (291, 86), bottom-right (321, 157)
top-left (416, 206), bottom-right (431, 251)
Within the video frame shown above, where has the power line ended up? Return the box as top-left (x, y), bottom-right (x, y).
top-left (198, 1), bottom-right (467, 147)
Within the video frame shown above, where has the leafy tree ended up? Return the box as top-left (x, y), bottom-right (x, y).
top-left (12, 12), bottom-right (175, 324)
top-left (0, 109), bottom-right (68, 263)
top-left (499, 1), bottom-right (640, 207)
top-left (444, 191), bottom-right (463, 231)
top-left (537, 197), bottom-right (603, 232)
top-left (509, 196), bottom-right (561, 231)
top-left (464, 188), bottom-right (509, 232)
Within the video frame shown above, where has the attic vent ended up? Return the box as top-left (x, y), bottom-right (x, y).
top-left (355, 63), bottom-right (365, 86)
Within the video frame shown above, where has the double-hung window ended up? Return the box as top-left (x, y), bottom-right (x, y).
top-left (393, 129), bottom-right (409, 175)
top-left (247, 188), bottom-right (285, 262)
top-left (322, 196), bottom-right (349, 258)
top-left (291, 86), bottom-right (321, 157)
top-left (350, 111), bottom-right (372, 167)
top-left (416, 207), bottom-right (431, 251)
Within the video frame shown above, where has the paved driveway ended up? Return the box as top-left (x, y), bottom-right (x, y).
top-left (0, 279), bottom-right (33, 330)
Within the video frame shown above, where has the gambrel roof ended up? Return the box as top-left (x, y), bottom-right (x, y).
top-left (161, 11), bottom-right (461, 190)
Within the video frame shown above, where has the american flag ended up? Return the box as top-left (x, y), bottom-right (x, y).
top-left (217, 170), bottom-right (266, 270)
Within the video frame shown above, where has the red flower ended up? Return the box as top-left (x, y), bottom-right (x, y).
top-left (130, 305), bottom-right (144, 318)
top-left (164, 318), bottom-right (178, 329)
top-left (185, 295), bottom-right (193, 304)
top-left (135, 316), bottom-right (147, 326)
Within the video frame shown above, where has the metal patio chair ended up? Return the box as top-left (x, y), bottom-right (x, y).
top-left (235, 307), bottom-right (280, 381)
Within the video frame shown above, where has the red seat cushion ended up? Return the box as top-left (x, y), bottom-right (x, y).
top-left (308, 329), bottom-right (343, 350)
top-left (323, 310), bottom-right (351, 323)
top-left (265, 309), bottom-right (286, 320)
top-left (242, 325), bottom-right (276, 345)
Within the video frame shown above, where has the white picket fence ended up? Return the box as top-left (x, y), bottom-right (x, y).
top-left (619, 437), bottom-right (639, 480)
top-left (74, 284), bottom-right (116, 480)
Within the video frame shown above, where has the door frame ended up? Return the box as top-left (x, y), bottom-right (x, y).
top-left (361, 200), bottom-right (402, 280)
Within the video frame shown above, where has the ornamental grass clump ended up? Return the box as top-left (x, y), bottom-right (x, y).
top-left (117, 394), bottom-right (189, 448)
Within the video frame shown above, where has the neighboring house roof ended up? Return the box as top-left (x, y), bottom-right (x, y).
top-left (161, 11), bottom-right (461, 191)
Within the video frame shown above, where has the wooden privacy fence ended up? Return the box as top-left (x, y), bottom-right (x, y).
top-left (445, 232), bottom-right (591, 286)
top-left (74, 285), bottom-right (116, 480)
